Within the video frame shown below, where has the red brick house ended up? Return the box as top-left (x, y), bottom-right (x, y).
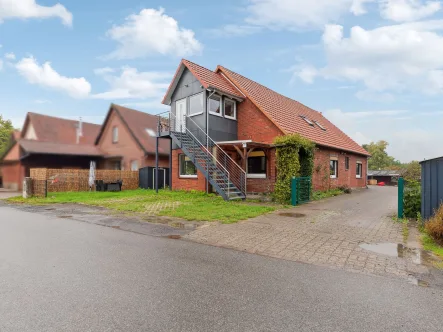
top-left (0, 105), bottom-right (169, 190)
top-left (158, 59), bottom-right (369, 200)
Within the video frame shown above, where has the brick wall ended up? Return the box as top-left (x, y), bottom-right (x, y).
top-left (1, 162), bottom-right (24, 190)
top-left (171, 149), bottom-right (206, 191)
top-left (312, 146), bottom-right (367, 191)
top-left (237, 98), bottom-right (283, 144)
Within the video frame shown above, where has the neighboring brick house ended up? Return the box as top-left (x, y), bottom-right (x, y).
top-left (0, 105), bottom-right (169, 190)
top-left (158, 59), bottom-right (370, 199)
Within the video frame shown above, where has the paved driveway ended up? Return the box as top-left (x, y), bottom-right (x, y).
top-left (0, 189), bottom-right (20, 200)
top-left (185, 186), bottom-right (431, 280)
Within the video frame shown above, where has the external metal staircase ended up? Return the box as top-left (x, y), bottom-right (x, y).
top-left (157, 111), bottom-right (246, 201)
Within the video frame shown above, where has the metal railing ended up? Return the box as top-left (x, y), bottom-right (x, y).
top-left (157, 110), bottom-right (247, 198)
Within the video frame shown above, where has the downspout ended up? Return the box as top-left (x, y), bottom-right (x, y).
top-left (206, 89), bottom-right (216, 194)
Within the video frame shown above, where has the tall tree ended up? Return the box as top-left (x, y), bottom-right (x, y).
top-left (0, 115), bottom-right (14, 156)
top-left (403, 161), bottom-right (421, 182)
top-left (362, 140), bottom-right (398, 170)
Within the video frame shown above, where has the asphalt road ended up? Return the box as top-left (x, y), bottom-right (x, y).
top-left (1, 206), bottom-right (443, 332)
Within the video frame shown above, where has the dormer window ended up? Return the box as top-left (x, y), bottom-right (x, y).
top-left (314, 120), bottom-right (326, 131)
top-left (146, 128), bottom-right (156, 137)
top-left (112, 126), bottom-right (118, 143)
top-left (300, 115), bottom-right (314, 126)
top-left (224, 98), bottom-right (236, 120)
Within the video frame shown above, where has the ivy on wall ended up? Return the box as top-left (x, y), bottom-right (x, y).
top-left (273, 134), bottom-right (315, 203)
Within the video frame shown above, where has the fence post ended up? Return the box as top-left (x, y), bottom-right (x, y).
top-left (398, 177), bottom-right (404, 219)
top-left (291, 177), bottom-right (297, 206)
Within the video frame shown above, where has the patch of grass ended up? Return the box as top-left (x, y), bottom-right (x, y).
top-left (7, 189), bottom-right (276, 223)
top-left (312, 188), bottom-right (344, 201)
top-left (421, 233), bottom-right (443, 259)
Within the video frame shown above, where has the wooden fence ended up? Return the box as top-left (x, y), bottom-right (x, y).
top-left (30, 168), bottom-right (139, 195)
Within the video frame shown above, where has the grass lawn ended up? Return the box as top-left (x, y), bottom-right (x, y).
top-left (8, 189), bottom-right (277, 224)
top-left (421, 233), bottom-right (443, 258)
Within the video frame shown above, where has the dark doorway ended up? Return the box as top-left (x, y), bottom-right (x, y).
top-left (139, 167), bottom-right (170, 189)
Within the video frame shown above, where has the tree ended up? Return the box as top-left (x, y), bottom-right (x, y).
top-left (0, 115), bottom-right (14, 156)
top-left (362, 140), bottom-right (399, 170)
top-left (403, 161), bottom-right (421, 182)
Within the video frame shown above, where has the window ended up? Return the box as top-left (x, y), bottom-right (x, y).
top-left (131, 160), bottom-right (139, 171)
top-left (300, 115), bottom-right (314, 126)
top-left (345, 157), bottom-right (350, 170)
top-left (314, 121), bottom-right (326, 131)
top-left (112, 126), bottom-right (118, 143)
top-left (247, 151), bottom-right (267, 178)
top-left (356, 162), bottom-right (362, 178)
top-left (179, 154), bottom-right (197, 177)
top-left (330, 160), bottom-right (338, 178)
top-left (146, 128), bottom-right (156, 137)
top-left (208, 94), bottom-right (221, 116)
top-left (189, 92), bottom-right (204, 116)
top-left (224, 98), bottom-right (236, 120)
top-left (113, 161), bottom-right (121, 170)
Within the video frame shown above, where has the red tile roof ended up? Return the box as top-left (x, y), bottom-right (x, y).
top-left (18, 139), bottom-right (103, 157)
top-left (23, 113), bottom-right (100, 145)
top-left (217, 66), bottom-right (370, 156)
top-left (162, 59), bottom-right (243, 105)
top-left (96, 104), bottom-right (170, 156)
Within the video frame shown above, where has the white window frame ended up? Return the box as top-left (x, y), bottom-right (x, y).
top-left (330, 160), bottom-right (338, 179)
top-left (131, 160), bottom-right (139, 171)
top-left (224, 97), bottom-right (237, 120)
top-left (356, 162), bottom-right (362, 179)
top-left (208, 94), bottom-right (222, 117)
top-left (179, 154), bottom-right (198, 178)
top-left (112, 126), bottom-right (118, 143)
top-left (189, 92), bottom-right (204, 117)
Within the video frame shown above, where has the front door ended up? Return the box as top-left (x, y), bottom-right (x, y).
top-left (175, 99), bottom-right (187, 133)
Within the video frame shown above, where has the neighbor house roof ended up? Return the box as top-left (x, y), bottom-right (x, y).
top-left (216, 66), bottom-right (370, 156)
top-left (368, 170), bottom-right (404, 177)
top-left (21, 113), bottom-right (101, 145)
top-left (95, 104), bottom-right (170, 156)
top-left (18, 139), bottom-right (103, 158)
top-left (162, 59), bottom-right (244, 105)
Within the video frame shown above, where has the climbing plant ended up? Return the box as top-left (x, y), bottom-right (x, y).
top-left (273, 134), bottom-right (315, 203)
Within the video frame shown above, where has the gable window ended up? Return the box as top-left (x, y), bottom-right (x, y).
top-left (224, 98), bottom-right (236, 120)
top-left (189, 92), bottom-right (204, 116)
top-left (345, 157), bottom-right (350, 170)
top-left (330, 159), bottom-right (338, 179)
top-left (112, 126), bottom-right (118, 143)
top-left (247, 150), bottom-right (267, 179)
top-left (356, 162), bottom-right (363, 179)
top-left (179, 154), bottom-right (197, 178)
top-left (131, 160), bottom-right (139, 171)
top-left (208, 94), bottom-right (221, 116)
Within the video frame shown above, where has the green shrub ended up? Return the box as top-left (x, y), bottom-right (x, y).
top-left (425, 204), bottom-right (443, 245)
top-left (338, 185), bottom-right (352, 194)
top-left (403, 181), bottom-right (421, 219)
top-left (273, 134), bottom-right (314, 203)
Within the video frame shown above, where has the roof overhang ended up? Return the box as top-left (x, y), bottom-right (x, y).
top-left (217, 140), bottom-right (273, 149)
top-left (207, 86), bottom-right (244, 102)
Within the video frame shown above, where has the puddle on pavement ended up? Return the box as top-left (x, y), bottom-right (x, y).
top-left (58, 215), bottom-right (73, 219)
top-left (359, 242), bottom-right (433, 266)
top-left (278, 212), bottom-right (306, 218)
top-left (45, 208), bottom-right (56, 211)
top-left (408, 275), bottom-right (430, 287)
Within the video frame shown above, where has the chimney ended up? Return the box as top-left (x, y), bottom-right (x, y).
top-left (76, 117), bottom-right (83, 144)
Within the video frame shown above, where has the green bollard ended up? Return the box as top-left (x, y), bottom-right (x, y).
top-left (291, 177), bottom-right (297, 206)
top-left (398, 177), bottom-right (404, 219)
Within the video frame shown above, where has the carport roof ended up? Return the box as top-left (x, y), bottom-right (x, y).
top-left (18, 139), bottom-right (104, 158)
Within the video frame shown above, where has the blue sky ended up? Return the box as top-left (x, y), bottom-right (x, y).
top-left (2, 0), bottom-right (443, 162)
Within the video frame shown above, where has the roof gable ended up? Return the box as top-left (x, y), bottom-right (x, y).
top-left (162, 59), bottom-right (243, 105)
top-left (217, 66), bottom-right (370, 156)
top-left (21, 112), bottom-right (100, 145)
top-left (96, 104), bottom-right (169, 156)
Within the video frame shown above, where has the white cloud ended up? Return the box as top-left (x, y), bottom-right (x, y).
top-left (296, 21), bottom-right (443, 97)
top-left (0, 0), bottom-right (72, 26)
top-left (93, 67), bottom-right (115, 75)
top-left (106, 8), bottom-right (202, 59)
top-left (4, 52), bottom-right (15, 60)
top-left (209, 24), bottom-right (262, 37)
top-left (296, 66), bottom-right (318, 84)
top-left (92, 66), bottom-right (171, 100)
top-left (0, 59), bottom-right (3, 70)
top-left (380, 0), bottom-right (441, 22)
top-left (245, 0), bottom-right (369, 30)
top-left (16, 56), bottom-right (91, 98)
